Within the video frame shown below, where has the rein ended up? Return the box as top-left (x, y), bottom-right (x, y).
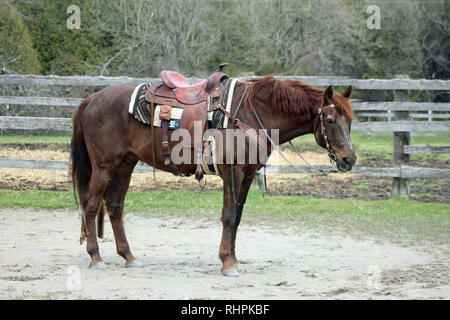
top-left (216, 85), bottom-right (271, 151)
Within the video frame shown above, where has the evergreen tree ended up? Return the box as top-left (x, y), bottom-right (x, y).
top-left (0, 1), bottom-right (40, 74)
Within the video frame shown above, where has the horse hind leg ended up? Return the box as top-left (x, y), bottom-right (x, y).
top-left (80, 197), bottom-right (104, 245)
top-left (104, 154), bottom-right (141, 268)
top-left (84, 168), bottom-right (112, 269)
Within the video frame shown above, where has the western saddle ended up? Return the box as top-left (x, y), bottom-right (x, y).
top-left (144, 64), bottom-right (229, 181)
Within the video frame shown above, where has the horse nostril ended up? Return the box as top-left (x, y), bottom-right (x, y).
top-left (342, 157), bottom-right (350, 166)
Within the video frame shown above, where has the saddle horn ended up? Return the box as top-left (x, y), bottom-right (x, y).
top-left (205, 64), bottom-right (229, 93)
top-left (216, 63), bottom-right (228, 72)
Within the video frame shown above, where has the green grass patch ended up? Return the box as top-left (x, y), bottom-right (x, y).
top-left (0, 188), bottom-right (448, 244)
top-left (416, 193), bottom-right (438, 199)
top-left (352, 183), bottom-right (370, 189)
top-left (0, 189), bottom-right (76, 210)
top-left (0, 188), bottom-right (448, 217)
top-left (411, 182), bottom-right (441, 189)
top-left (0, 133), bottom-right (71, 144)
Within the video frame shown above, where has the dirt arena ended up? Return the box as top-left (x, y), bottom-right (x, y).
top-left (0, 144), bottom-right (449, 299)
top-left (0, 208), bottom-right (448, 300)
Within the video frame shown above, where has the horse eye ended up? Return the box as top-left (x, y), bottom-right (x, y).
top-left (326, 118), bottom-right (334, 124)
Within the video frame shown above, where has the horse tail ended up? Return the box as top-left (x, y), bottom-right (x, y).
top-left (70, 95), bottom-right (96, 244)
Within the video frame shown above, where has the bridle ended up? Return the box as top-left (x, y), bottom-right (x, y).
top-left (315, 103), bottom-right (337, 164)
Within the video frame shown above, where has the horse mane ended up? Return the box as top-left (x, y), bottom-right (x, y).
top-left (244, 76), bottom-right (354, 120)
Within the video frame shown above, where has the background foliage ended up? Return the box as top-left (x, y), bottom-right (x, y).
top-left (1, 0), bottom-right (448, 84)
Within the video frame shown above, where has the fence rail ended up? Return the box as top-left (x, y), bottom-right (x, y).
top-left (1, 157), bottom-right (449, 180)
top-left (1, 74), bottom-right (449, 90)
top-left (3, 117), bottom-right (450, 133)
top-left (1, 74), bottom-right (449, 198)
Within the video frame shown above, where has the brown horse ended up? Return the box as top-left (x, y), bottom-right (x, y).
top-left (70, 75), bottom-right (356, 276)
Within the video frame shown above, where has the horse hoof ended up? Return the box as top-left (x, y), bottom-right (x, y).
top-left (125, 260), bottom-right (143, 268)
top-left (89, 261), bottom-right (107, 269)
top-left (221, 267), bottom-right (240, 277)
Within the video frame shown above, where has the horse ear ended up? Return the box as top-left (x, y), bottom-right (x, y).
top-left (343, 86), bottom-right (352, 99)
top-left (324, 85), bottom-right (333, 102)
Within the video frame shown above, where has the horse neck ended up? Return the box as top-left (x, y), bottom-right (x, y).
top-left (250, 93), bottom-right (319, 145)
top-left (276, 114), bottom-right (317, 144)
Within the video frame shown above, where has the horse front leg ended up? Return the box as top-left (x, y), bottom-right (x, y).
top-left (219, 204), bottom-right (240, 276)
top-left (229, 172), bottom-right (256, 268)
top-left (219, 166), bottom-right (254, 277)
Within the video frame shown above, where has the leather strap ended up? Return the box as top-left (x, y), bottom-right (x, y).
top-left (216, 104), bottom-right (270, 152)
top-left (150, 94), bottom-right (157, 186)
top-left (161, 120), bottom-right (171, 166)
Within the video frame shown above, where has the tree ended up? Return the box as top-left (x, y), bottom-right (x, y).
top-left (15, 0), bottom-right (112, 75)
top-left (0, 1), bottom-right (40, 74)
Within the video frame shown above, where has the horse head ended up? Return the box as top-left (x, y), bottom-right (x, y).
top-left (314, 85), bottom-right (357, 172)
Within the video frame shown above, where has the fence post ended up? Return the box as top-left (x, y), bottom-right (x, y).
top-left (251, 171), bottom-right (267, 193)
top-left (391, 76), bottom-right (410, 198)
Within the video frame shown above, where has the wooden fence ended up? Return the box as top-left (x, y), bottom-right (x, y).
top-left (0, 75), bottom-right (449, 198)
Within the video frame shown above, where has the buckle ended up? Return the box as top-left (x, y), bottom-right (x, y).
top-left (162, 141), bottom-right (170, 154)
top-left (328, 152), bottom-right (337, 162)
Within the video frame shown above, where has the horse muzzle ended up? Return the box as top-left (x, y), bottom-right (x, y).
top-left (336, 154), bottom-right (356, 172)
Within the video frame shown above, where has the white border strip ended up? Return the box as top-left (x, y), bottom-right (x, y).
top-left (223, 78), bottom-right (238, 128)
top-left (128, 83), bottom-right (147, 114)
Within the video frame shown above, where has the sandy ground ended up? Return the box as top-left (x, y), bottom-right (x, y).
top-left (0, 208), bottom-right (448, 300)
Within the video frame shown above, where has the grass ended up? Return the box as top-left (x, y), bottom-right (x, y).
top-left (0, 133), bottom-right (71, 144)
top-left (410, 182), bottom-right (441, 188)
top-left (0, 188), bottom-right (448, 244)
top-left (416, 193), bottom-right (438, 199)
top-left (352, 183), bottom-right (370, 189)
top-left (1, 187), bottom-right (447, 215)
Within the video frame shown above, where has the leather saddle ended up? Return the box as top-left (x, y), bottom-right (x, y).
top-left (144, 64), bottom-right (229, 180)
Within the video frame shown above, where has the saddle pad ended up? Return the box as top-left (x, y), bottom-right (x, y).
top-left (153, 105), bottom-right (184, 128)
top-left (209, 78), bottom-right (236, 129)
top-left (128, 83), bottom-right (152, 124)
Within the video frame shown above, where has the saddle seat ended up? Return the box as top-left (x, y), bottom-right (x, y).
top-left (154, 63), bottom-right (228, 106)
top-left (160, 70), bottom-right (205, 89)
